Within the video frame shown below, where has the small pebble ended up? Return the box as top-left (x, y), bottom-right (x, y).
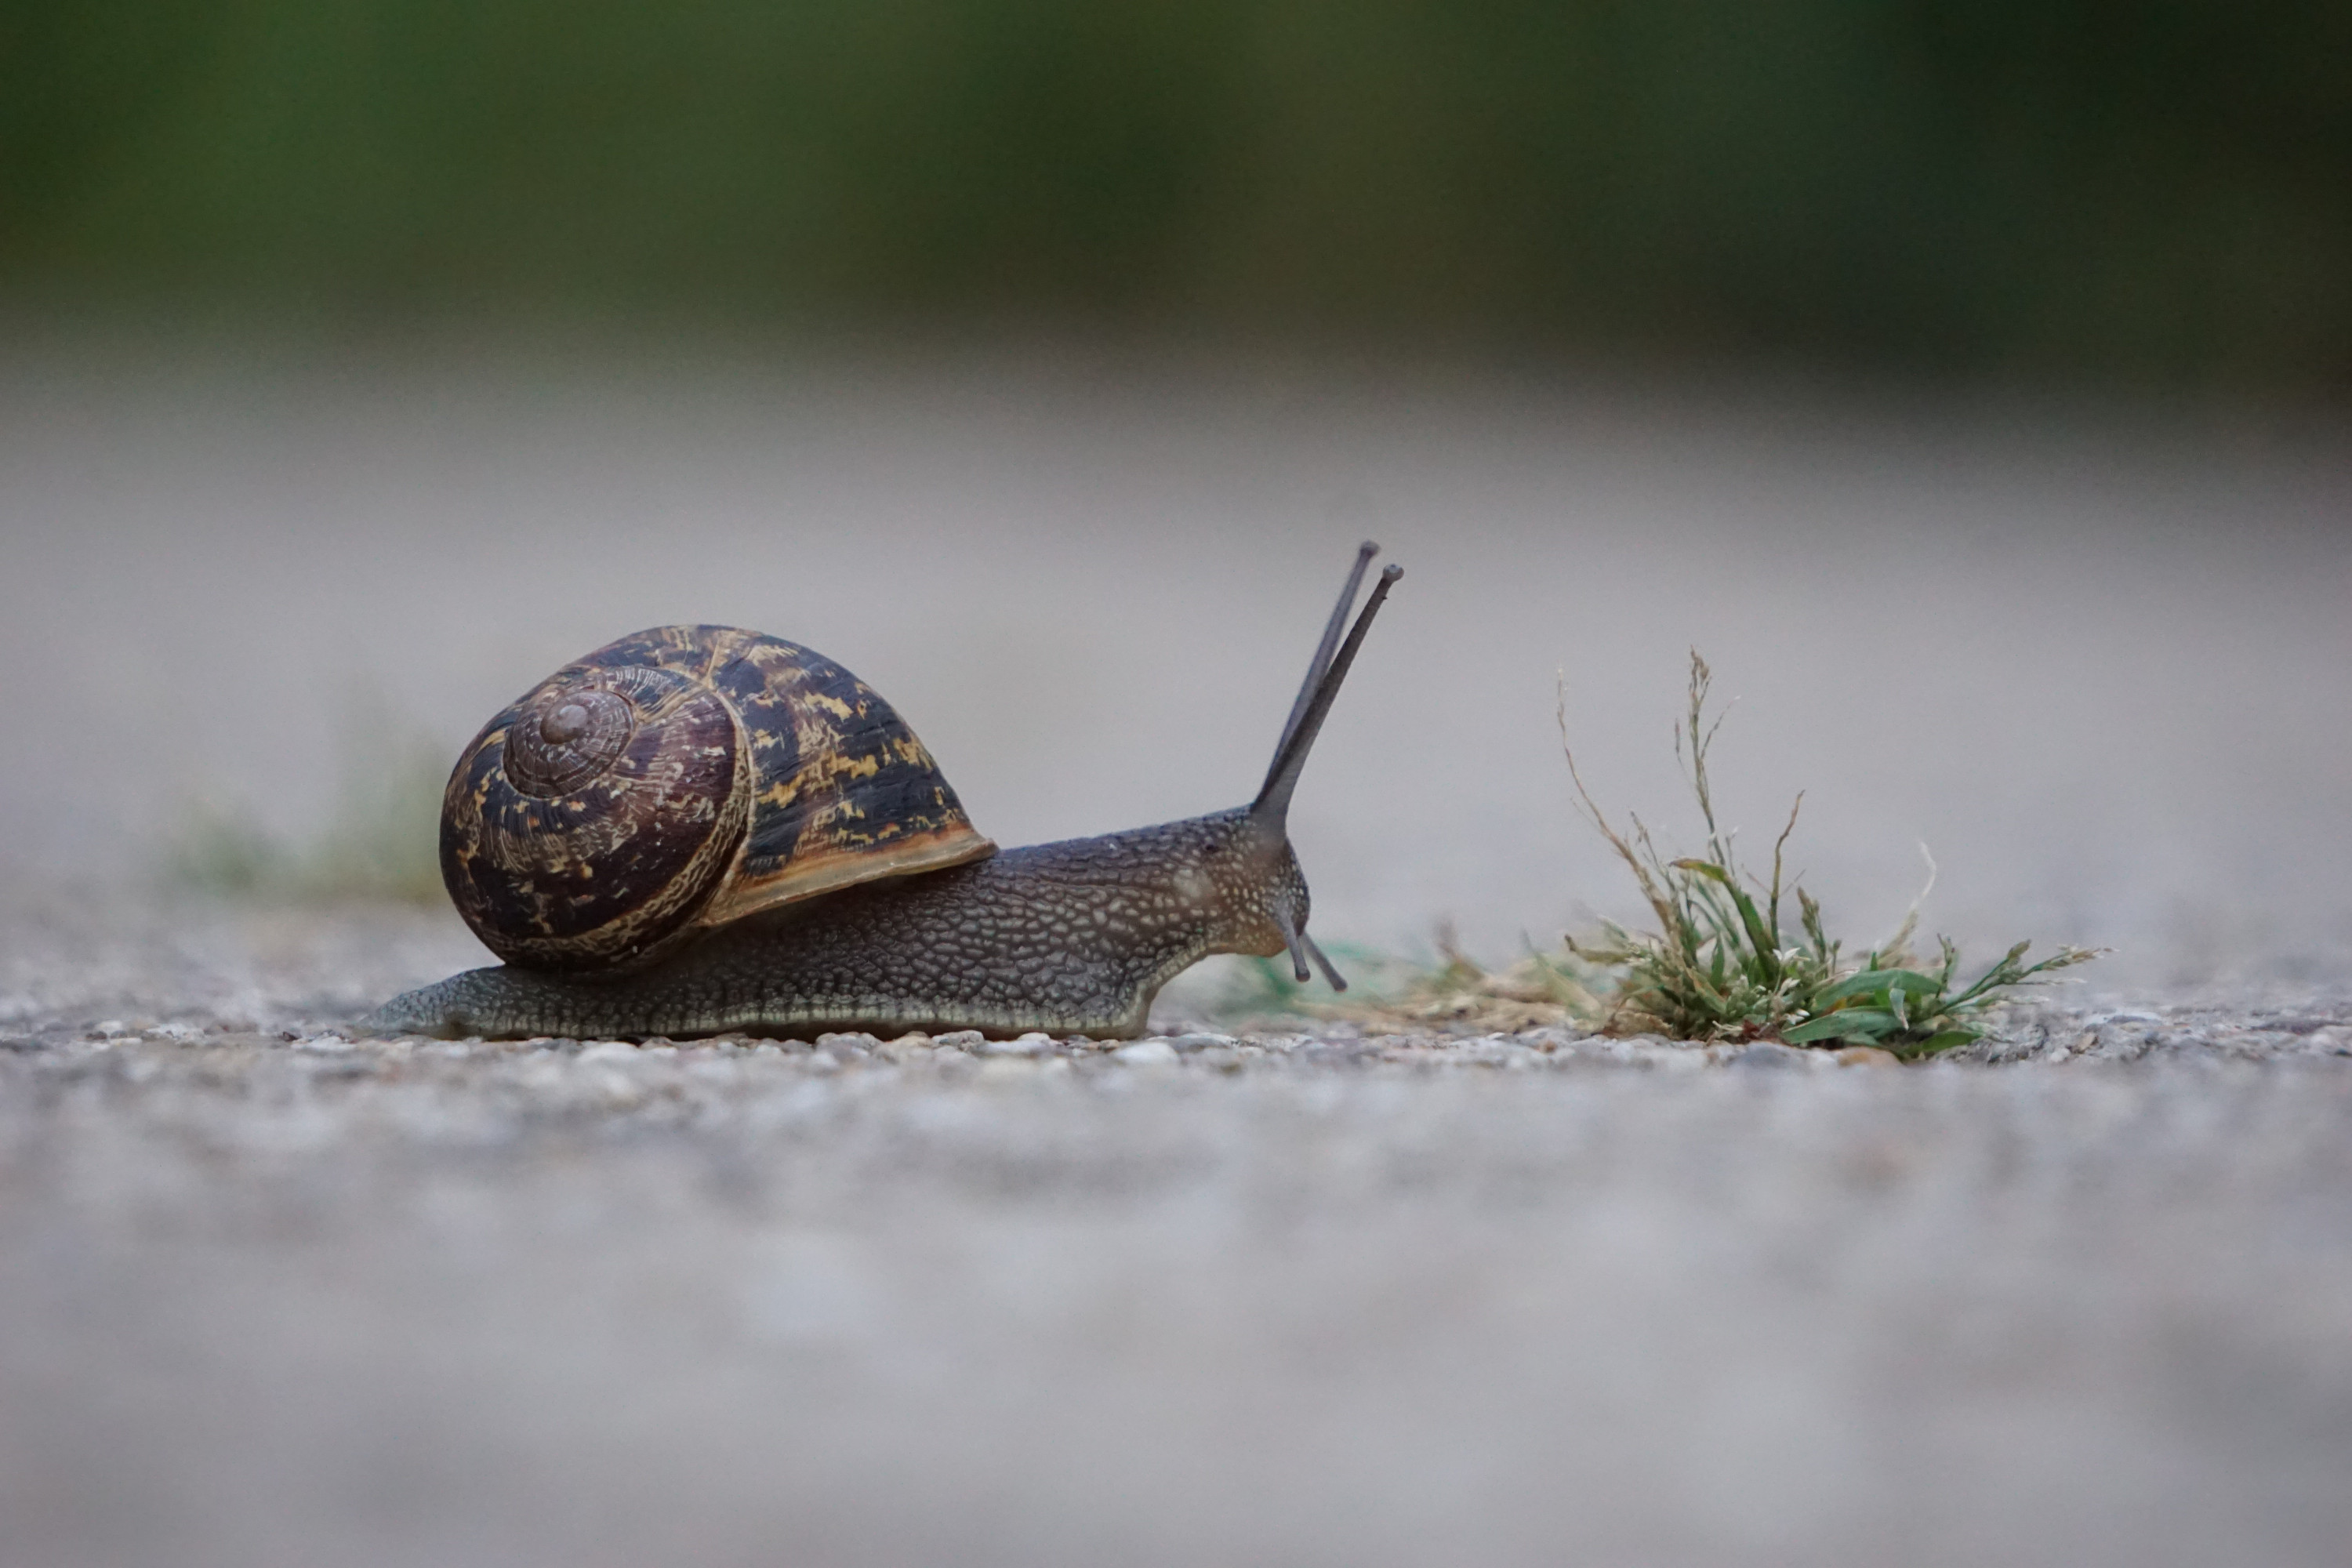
top-left (977, 1057), bottom-right (1039, 1080)
top-left (874, 1033), bottom-right (934, 1062)
top-left (1112, 1039), bottom-right (1179, 1067)
top-left (978, 1033), bottom-right (1055, 1058)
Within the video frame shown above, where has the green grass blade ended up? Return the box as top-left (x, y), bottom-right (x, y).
top-left (1896, 1028), bottom-right (1982, 1058)
top-left (1784, 1009), bottom-right (1900, 1044)
top-left (1813, 967), bottom-right (1947, 1007)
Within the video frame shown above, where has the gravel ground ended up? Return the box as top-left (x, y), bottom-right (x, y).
top-left (3, 904), bottom-right (2350, 1567)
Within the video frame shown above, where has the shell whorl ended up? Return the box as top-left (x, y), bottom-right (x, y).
top-left (441, 626), bottom-right (994, 972)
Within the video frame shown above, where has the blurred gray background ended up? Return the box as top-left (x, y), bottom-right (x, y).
top-left (4, 347), bottom-right (2347, 988)
top-left (6, 1), bottom-right (2351, 986)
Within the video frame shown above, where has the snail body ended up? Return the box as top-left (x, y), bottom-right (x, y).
top-left (366, 548), bottom-right (1400, 1041)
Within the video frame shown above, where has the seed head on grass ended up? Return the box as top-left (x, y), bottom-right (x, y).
top-left (1560, 651), bottom-right (2101, 1057)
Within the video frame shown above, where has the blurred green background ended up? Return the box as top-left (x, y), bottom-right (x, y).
top-left (4, 0), bottom-right (2348, 390)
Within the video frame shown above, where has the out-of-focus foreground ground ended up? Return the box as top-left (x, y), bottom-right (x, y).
top-left (2, 902), bottom-right (2350, 1568)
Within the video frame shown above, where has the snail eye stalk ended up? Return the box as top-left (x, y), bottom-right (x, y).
top-left (1267, 539), bottom-right (1380, 786)
top-left (1302, 931), bottom-right (1346, 992)
top-left (1251, 553), bottom-right (1401, 835)
top-left (1272, 909), bottom-right (1352, 993)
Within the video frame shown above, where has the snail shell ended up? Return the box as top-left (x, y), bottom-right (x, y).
top-left (440, 625), bottom-right (994, 972)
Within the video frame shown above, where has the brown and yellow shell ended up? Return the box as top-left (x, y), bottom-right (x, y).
top-left (439, 625), bottom-right (995, 972)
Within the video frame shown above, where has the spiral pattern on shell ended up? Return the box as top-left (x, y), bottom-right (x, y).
top-left (440, 626), bottom-right (993, 973)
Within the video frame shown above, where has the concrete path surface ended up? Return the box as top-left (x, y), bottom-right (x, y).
top-left (2, 904), bottom-right (2347, 1567)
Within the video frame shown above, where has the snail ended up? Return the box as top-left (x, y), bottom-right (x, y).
top-left (365, 544), bottom-right (1400, 1042)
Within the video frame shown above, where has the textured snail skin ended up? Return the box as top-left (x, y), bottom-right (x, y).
top-left (364, 808), bottom-right (1305, 1042)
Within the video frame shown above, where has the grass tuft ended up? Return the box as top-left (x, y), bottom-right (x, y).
top-left (1560, 651), bottom-right (2101, 1058)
